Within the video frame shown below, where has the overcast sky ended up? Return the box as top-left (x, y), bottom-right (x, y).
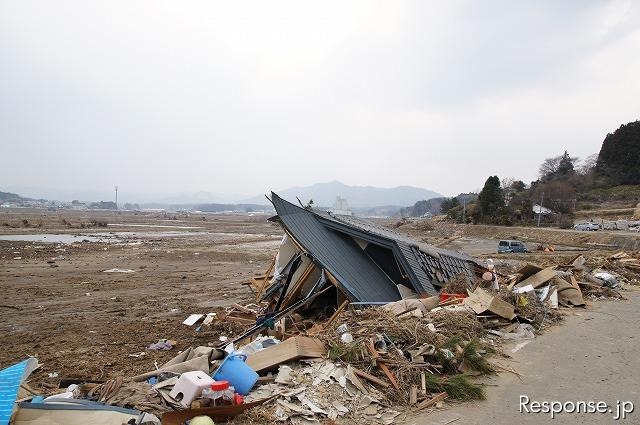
top-left (1, 0), bottom-right (639, 200)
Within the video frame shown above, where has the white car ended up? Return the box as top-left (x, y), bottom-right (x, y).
top-left (573, 222), bottom-right (600, 231)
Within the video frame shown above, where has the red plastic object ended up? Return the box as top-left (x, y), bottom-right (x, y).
top-left (439, 293), bottom-right (467, 303)
top-left (211, 380), bottom-right (230, 391)
top-left (234, 394), bottom-right (244, 405)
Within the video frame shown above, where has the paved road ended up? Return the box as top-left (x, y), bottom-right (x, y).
top-left (473, 223), bottom-right (640, 238)
top-left (412, 289), bottom-right (640, 425)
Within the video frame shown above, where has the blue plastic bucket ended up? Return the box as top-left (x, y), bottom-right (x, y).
top-left (212, 354), bottom-right (258, 395)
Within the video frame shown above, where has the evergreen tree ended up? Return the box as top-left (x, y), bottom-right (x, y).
top-left (539, 151), bottom-right (577, 181)
top-left (511, 180), bottom-right (526, 192)
top-left (556, 150), bottom-right (575, 178)
top-left (478, 176), bottom-right (503, 217)
top-left (440, 197), bottom-right (460, 214)
top-left (596, 120), bottom-right (640, 185)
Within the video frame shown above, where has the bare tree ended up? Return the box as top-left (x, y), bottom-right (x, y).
top-left (501, 177), bottom-right (515, 191)
top-left (577, 153), bottom-right (598, 175)
top-left (539, 151), bottom-right (579, 180)
top-left (539, 156), bottom-right (562, 179)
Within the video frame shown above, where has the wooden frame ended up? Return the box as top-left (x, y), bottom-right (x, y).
top-left (255, 255), bottom-right (276, 302)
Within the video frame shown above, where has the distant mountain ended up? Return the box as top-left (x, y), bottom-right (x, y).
top-left (0, 186), bottom-right (248, 204)
top-left (0, 191), bottom-right (27, 202)
top-left (193, 203), bottom-right (274, 213)
top-left (242, 181), bottom-right (442, 208)
top-left (155, 191), bottom-right (250, 205)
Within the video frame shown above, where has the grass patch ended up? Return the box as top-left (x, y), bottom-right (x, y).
top-left (424, 374), bottom-right (485, 401)
top-left (460, 339), bottom-right (495, 375)
top-left (327, 341), bottom-right (363, 362)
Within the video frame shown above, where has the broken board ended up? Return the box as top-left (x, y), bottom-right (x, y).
top-left (464, 287), bottom-right (516, 320)
top-left (515, 267), bottom-right (557, 289)
top-left (246, 336), bottom-right (326, 373)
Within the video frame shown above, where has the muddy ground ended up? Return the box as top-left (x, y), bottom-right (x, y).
top-left (1, 209), bottom-right (638, 397)
top-left (0, 209), bottom-right (282, 392)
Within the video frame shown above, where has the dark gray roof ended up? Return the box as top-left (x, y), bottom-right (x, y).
top-left (317, 212), bottom-right (420, 245)
top-left (270, 193), bottom-right (400, 303)
top-left (315, 211), bottom-right (480, 293)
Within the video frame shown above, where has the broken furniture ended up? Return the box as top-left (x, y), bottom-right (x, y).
top-left (169, 371), bottom-right (215, 408)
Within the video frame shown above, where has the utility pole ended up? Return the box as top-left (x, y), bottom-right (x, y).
top-left (115, 186), bottom-right (118, 210)
top-left (537, 191), bottom-right (544, 227)
top-left (462, 198), bottom-right (466, 224)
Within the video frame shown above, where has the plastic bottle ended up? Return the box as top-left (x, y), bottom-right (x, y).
top-left (340, 332), bottom-right (354, 343)
top-left (201, 381), bottom-right (234, 406)
top-left (240, 341), bottom-right (263, 355)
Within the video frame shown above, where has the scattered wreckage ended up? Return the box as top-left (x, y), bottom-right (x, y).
top-left (3, 193), bottom-right (639, 424)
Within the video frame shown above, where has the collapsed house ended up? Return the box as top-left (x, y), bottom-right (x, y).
top-left (253, 193), bottom-right (484, 316)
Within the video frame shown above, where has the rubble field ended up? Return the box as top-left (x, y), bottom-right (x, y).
top-left (1, 208), bottom-right (639, 424)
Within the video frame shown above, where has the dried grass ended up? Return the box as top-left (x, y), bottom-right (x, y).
top-left (227, 404), bottom-right (278, 425)
top-left (428, 310), bottom-right (485, 340)
top-left (440, 273), bottom-right (471, 294)
top-left (314, 306), bottom-right (491, 405)
top-left (318, 309), bottom-right (444, 349)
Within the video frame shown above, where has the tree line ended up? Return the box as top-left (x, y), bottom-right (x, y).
top-left (436, 120), bottom-right (640, 227)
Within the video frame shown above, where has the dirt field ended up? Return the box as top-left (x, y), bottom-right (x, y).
top-left (0, 209), bottom-right (283, 392)
top-left (1, 208), bottom-right (638, 399)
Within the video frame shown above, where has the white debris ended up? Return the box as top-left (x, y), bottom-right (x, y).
top-left (275, 365), bottom-right (295, 385)
top-left (182, 314), bottom-right (204, 326)
top-left (332, 400), bottom-right (349, 415)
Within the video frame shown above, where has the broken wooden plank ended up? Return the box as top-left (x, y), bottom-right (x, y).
top-left (224, 315), bottom-right (255, 325)
top-left (280, 263), bottom-right (317, 309)
top-left (246, 336), bottom-right (326, 373)
top-left (322, 300), bottom-right (350, 331)
top-left (378, 362), bottom-right (399, 391)
top-left (416, 392), bottom-right (448, 410)
top-left (255, 256), bottom-right (276, 302)
top-left (256, 375), bottom-right (275, 384)
top-left (410, 385), bottom-right (418, 405)
top-left (351, 367), bottom-right (390, 388)
top-left (325, 271), bottom-right (341, 288)
top-left (515, 267), bottom-right (557, 289)
top-left (463, 287), bottom-right (516, 320)
top-left (365, 340), bottom-right (400, 390)
top-left (569, 275), bottom-right (580, 290)
top-left (233, 303), bottom-right (255, 314)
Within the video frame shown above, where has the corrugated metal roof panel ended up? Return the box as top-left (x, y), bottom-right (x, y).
top-left (314, 211), bottom-right (482, 294)
top-left (271, 193), bottom-right (400, 303)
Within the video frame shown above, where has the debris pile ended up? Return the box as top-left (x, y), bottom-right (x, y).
top-left (235, 307), bottom-right (490, 424)
top-left (6, 248), bottom-right (640, 423)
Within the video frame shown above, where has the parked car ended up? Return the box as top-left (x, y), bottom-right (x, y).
top-left (498, 240), bottom-right (528, 253)
top-left (573, 222), bottom-right (600, 231)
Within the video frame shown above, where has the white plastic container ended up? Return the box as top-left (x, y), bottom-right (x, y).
top-left (202, 380), bottom-right (235, 406)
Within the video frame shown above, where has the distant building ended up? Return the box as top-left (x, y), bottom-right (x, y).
top-left (533, 204), bottom-right (553, 215)
top-left (330, 196), bottom-right (353, 216)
